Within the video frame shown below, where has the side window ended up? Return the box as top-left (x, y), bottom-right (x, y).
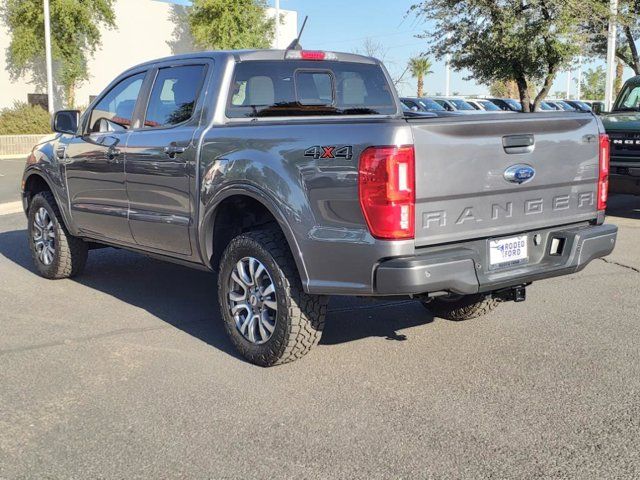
top-left (144, 65), bottom-right (206, 128)
top-left (89, 73), bottom-right (145, 133)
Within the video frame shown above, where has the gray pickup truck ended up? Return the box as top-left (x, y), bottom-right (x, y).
top-left (22, 49), bottom-right (617, 366)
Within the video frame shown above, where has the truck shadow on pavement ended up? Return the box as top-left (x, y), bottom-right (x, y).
top-left (0, 228), bottom-right (435, 360)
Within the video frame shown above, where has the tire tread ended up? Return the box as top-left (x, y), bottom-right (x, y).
top-left (218, 225), bottom-right (327, 366)
top-left (29, 191), bottom-right (87, 279)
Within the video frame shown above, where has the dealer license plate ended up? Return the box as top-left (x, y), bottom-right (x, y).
top-left (489, 235), bottom-right (528, 268)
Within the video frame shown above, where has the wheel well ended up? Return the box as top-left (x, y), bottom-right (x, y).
top-left (24, 174), bottom-right (52, 209)
top-left (209, 195), bottom-right (282, 270)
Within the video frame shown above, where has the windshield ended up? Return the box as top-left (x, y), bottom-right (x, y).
top-left (571, 100), bottom-right (591, 111)
top-left (556, 101), bottom-right (576, 111)
top-left (450, 99), bottom-right (475, 111)
top-left (418, 98), bottom-right (445, 111)
top-left (504, 99), bottom-right (522, 111)
top-left (614, 83), bottom-right (640, 111)
top-left (538, 102), bottom-right (554, 111)
top-left (478, 100), bottom-right (500, 111)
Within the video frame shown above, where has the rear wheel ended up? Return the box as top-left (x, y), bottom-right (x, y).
top-left (217, 226), bottom-right (328, 367)
top-left (422, 293), bottom-right (500, 321)
top-left (27, 191), bottom-right (88, 279)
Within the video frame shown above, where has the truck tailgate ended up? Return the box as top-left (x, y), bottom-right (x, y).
top-left (410, 113), bottom-right (601, 247)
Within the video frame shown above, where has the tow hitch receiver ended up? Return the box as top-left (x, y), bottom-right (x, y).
top-left (494, 285), bottom-right (527, 303)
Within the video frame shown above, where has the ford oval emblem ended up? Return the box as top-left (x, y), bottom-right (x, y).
top-left (504, 164), bottom-right (535, 184)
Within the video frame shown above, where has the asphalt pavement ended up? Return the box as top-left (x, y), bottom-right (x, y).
top-left (0, 171), bottom-right (639, 477)
top-left (0, 157), bottom-right (25, 204)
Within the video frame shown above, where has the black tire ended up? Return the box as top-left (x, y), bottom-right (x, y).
top-left (27, 191), bottom-right (88, 279)
top-left (217, 226), bottom-right (328, 367)
top-left (422, 294), bottom-right (500, 321)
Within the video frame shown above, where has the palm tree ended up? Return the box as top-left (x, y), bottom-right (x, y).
top-left (408, 57), bottom-right (434, 97)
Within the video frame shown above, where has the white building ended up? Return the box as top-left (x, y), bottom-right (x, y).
top-left (0, 0), bottom-right (297, 109)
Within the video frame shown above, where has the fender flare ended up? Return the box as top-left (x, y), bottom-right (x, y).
top-left (198, 184), bottom-right (310, 288)
top-left (22, 168), bottom-right (77, 234)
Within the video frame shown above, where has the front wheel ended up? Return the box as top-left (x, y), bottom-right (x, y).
top-left (217, 226), bottom-right (328, 367)
top-left (422, 293), bottom-right (500, 321)
top-left (27, 191), bottom-right (88, 279)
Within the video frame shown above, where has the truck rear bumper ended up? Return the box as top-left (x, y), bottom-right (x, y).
top-left (375, 223), bottom-right (617, 295)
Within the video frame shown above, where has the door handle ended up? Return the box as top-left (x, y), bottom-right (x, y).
top-left (503, 134), bottom-right (535, 154)
top-left (164, 145), bottom-right (187, 158)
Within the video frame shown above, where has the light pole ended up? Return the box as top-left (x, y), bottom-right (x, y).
top-left (576, 56), bottom-right (583, 100)
top-left (43, 0), bottom-right (54, 113)
top-left (274, 0), bottom-right (280, 49)
top-left (445, 54), bottom-right (451, 96)
top-left (604, 0), bottom-right (619, 110)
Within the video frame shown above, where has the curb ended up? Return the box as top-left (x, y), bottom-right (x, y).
top-left (0, 154), bottom-right (27, 160)
top-left (0, 201), bottom-right (23, 216)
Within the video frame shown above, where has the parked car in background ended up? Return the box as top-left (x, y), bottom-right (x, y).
top-left (432, 97), bottom-right (485, 114)
top-left (544, 101), bottom-right (563, 110)
top-left (401, 103), bottom-right (440, 118)
top-left (466, 98), bottom-right (506, 112)
top-left (546, 100), bottom-right (577, 111)
top-left (564, 100), bottom-right (592, 112)
top-left (587, 101), bottom-right (606, 113)
top-left (536, 101), bottom-right (557, 111)
top-left (600, 75), bottom-right (640, 195)
top-left (400, 97), bottom-right (447, 113)
top-left (487, 98), bottom-right (522, 112)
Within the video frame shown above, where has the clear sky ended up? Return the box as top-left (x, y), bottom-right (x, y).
top-left (160, 0), bottom-right (622, 99)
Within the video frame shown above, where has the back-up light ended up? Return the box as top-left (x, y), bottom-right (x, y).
top-left (358, 146), bottom-right (415, 240)
top-left (598, 133), bottom-right (610, 211)
top-left (285, 50), bottom-right (337, 61)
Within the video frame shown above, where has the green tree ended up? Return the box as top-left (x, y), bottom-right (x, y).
top-left (1, 0), bottom-right (116, 108)
top-left (410, 0), bottom-right (606, 112)
top-left (408, 56), bottom-right (433, 97)
top-left (188, 0), bottom-right (274, 50)
top-left (585, 1), bottom-right (640, 75)
top-left (580, 67), bottom-right (606, 100)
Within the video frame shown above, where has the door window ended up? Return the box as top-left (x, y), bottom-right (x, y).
top-left (144, 65), bottom-right (207, 128)
top-left (89, 73), bottom-right (145, 133)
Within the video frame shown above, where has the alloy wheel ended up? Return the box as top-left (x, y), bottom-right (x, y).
top-left (227, 257), bottom-right (278, 344)
top-left (32, 207), bottom-right (56, 266)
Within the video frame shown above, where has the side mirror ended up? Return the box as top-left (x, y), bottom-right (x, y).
top-left (591, 103), bottom-right (603, 115)
top-left (52, 110), bottom-right (80, 134)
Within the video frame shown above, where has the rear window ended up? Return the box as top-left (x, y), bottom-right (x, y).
top-left (227, 60), bottom-right (396, 117)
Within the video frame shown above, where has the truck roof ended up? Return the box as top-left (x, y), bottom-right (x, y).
top-left (121, 49), bottom-right (379, 74)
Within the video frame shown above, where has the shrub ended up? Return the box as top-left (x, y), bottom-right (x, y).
top-left (0, 101), bottom-right (51, 135)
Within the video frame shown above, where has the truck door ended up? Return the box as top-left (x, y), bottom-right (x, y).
top-left (124, 62), bottom-right (209, 255)
top-left (63, 71), bottom-right (147, 243)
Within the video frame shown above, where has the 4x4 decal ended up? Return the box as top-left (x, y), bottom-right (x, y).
top-left (304, 145), bottom-right (353, 160)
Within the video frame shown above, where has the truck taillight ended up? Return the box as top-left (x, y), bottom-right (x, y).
top-left (358, 146), bottom-right (415, 240)
top-left (598, 133), bottom-right (610, 211)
